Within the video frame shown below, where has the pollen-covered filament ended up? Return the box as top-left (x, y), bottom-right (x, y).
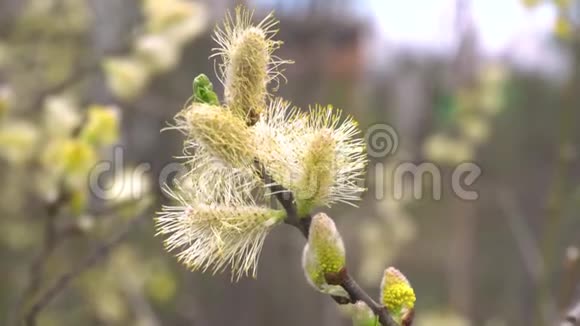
top-left (157, 203), bottom-right (286, 280)
top-left (296, 129), bottom-right (337, 216)
top-left (212, 7), bottom-right (291, 125)
top-left (255, 102), bottom-right (367, 215)
top-left (225, 27), bottom-right (270, 124)
top-left (181, 103), bottom-right (255, 168)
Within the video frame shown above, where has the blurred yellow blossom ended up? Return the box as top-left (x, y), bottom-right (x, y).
top-left (165, 13), bottom-right (208, 46)
top-left (143, 0), bottom-right (196, 32)
top-left (423, 134), bottom-right (474, 164)
top-left (61, 140), bottom-right (97, 179)
top-left (93, 290), bottom-right (127, 323)
top-left (458, 116), bottom-right (490, 145)
top-left (479, 64), bottom-right (508, 115)
top-left (554, 16), bottom-right (573, 40)
top-left (555, 0), bottom-right (572, 8)
top-left (44, 95), bottom-right (81, 137)
top-left (135, 34), bottom-right (180, 73)
top-left (0, 121), bottom-right (39, 164)
top-left (521, 0), bottom-right (542, 8)
top-left (42, 138), bottom-right (97, 188)
top-left (103, 57), bottom-right (150, 100)
top-left (145, 267), bottom-right (177, 303)
top-left (480, 63), bottom-right (508, 89)
top-left (80, 105), bottom-right (120, 146)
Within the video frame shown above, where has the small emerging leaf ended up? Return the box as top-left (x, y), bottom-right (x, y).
top-left (192, 74), bottom-right (219, 106)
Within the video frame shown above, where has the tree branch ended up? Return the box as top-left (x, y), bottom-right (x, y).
top-left (10, 191), bottom-right (74, 326)
top-left (23, 213), bottom-right (148, 326)
top-left (337, 269), bottom-right (398, 326)
top-left (257, 162), bottom-right (399, 326)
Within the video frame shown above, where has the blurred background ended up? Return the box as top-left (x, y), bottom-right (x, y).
top-left (1, 0), bottom-right (580, 325)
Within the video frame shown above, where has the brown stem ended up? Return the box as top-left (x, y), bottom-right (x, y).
top-left (23, 213), bottom-right (148, 326)
top-left (340, 270), bottom-right (397, 326)
top-left (10, 192), bottom-right (72, 326)
top-left (258, 163), bottom-right (400, 326)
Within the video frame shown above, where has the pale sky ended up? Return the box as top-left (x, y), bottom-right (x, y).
top-left (366, 0), bottom-right (557, 55)
top-left (250, 0), bottom-right (567, 75)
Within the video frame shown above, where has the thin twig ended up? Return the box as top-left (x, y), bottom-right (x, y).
top-left (497, 188), bottom-right (557, 325)
top-left (24, 213), bottom-right (149, 326)
top-left (27, 60), bottom-right (101, 112)
top-left (257, 162), bottom-right (399, 326)
top-left (497, 188), bottom-right (545, 284)
top-left (10, 192), bottom-right (73, 326)
top-left (339, 270), bottom-right (397, 326)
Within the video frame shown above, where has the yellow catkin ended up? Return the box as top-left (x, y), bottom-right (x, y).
top-left (380, 267), bottom-right (416, 322)
top-left (156, 197), bottom-right (286, 280)
top-left (296, 129), bottom-right (337, 216)
top-left (213, 7), bottom-right (291, 125)
top-left (80, 105), bottom-right (120, 146)
top-left (182, 103), bottom-right (255, 168)
top-left (225, 27), bottom-right (270, 125)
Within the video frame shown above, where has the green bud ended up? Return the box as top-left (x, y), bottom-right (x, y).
top-left (308, 213), bottom-right (346, 275)
top-left (345, 302), bottom-right (377, 326)
top-left (192, 74), bottom-right (220, 106)
top-left (302, 243), bottom-right (349, 298)
top-left (301, 213), bottom-right (348, 297)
